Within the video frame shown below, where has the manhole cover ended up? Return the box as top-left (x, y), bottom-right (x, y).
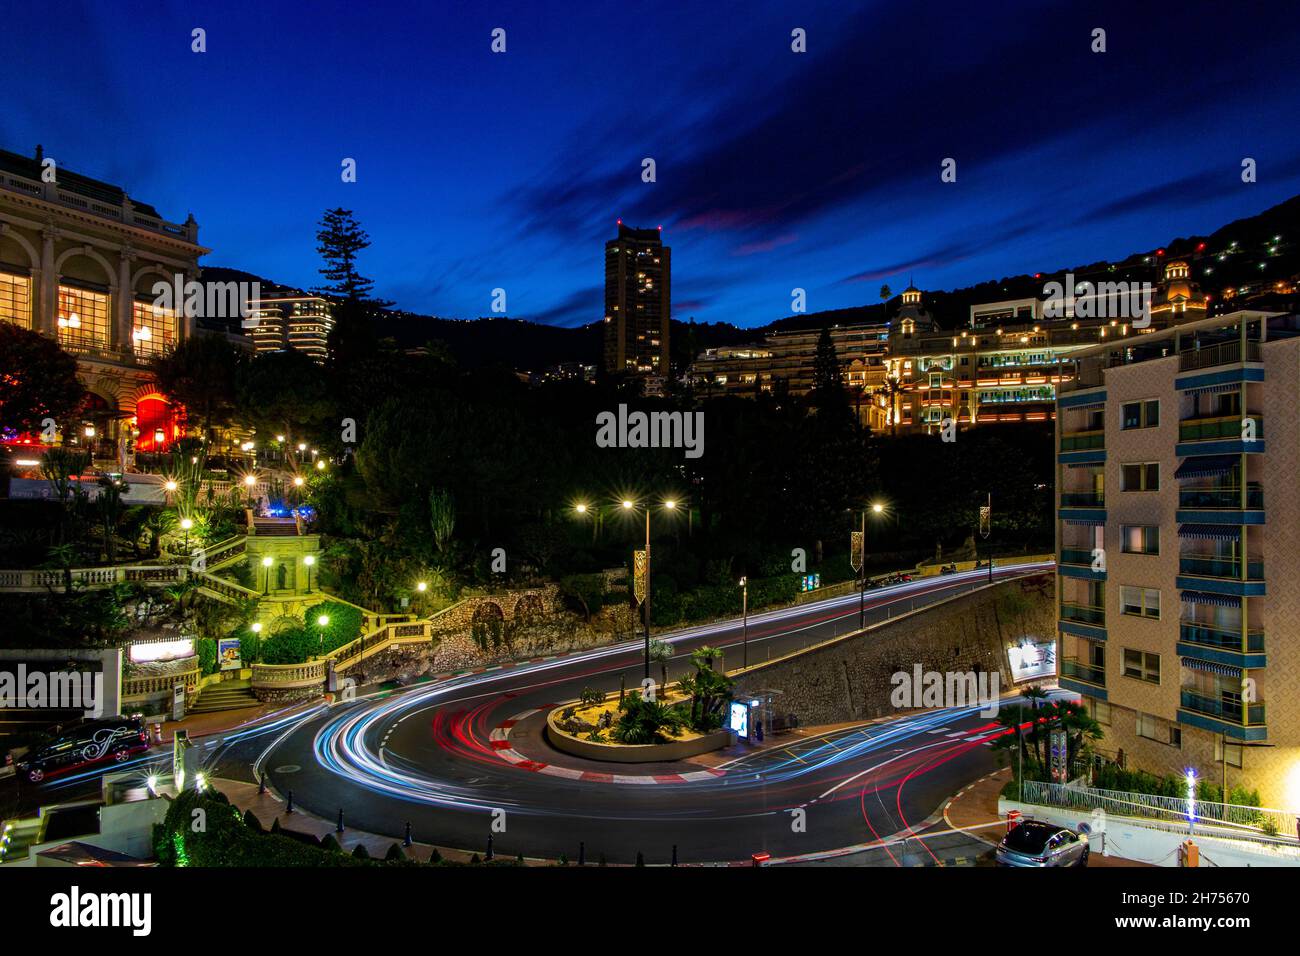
top-left (274, 764), bottom-right (301, 774)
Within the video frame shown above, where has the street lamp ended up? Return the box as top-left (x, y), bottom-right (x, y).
top-left (303, 554), bottom-right (315, 594)
top-left (180, 517), bottom-right (193, 554)
top-left (251, 621), bottom-right (263, 663)
top-left (859, 501), bottom-right (888, 629)
top-left (739, 576), bottom-right (749, 668)
top-left (243, 473), bottom-right (257, 509)
top-left (317, 613), bottom-right (330, 656)
top-left (262, 555), bottom-right (273, 595)
top-left (416, 580), bottom-right (427, 593)
top-left (623, 497), bottom-right (680, 680)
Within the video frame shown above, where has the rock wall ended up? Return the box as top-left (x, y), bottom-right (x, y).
top-left (733, 574), bottom-right (1055, 726)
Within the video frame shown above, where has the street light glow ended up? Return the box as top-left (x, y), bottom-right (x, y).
top-left (664, 499), bottom-right (677, 509)
top-left (317, 614), bottom-right (330, 627)
top-left (251, 622), bottom-right (262, 633)
top-left (244, 474), bottom-right (257, 486)
top-left (294, 476), bottom-right (305, 486)
top-left (416, 581), bottom-right (427, 592)
top-left (872, 502), bottom-right (885, 513)
top-left (164, 480), bottom-right (177, 492)
top-left (622, 499), bottom-right (634, 510)
top-left (574, 502), bottom-right (587, 514)
top-left (304, 555), bottom-right (315, 567)
top-left (262, 556), bottom-right (273, 567)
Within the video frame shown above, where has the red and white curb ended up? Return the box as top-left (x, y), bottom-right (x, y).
top-left (489, 708), bottom-right (726, 785)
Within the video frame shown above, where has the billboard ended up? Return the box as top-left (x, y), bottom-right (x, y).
top-left (1007, 638), bottom-right (1055, 683)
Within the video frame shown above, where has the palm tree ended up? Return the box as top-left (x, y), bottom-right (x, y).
top-left (648, 638), bottom-right (673, 696)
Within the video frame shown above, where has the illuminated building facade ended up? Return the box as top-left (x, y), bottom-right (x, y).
top-left (0, 145), bottom-right (206, 462)
top-left (246, 294), bottom-right (334, 363)
top-left (603, 223), bottom-right (670, 377)
top-left (1056, 310), bottom-right (1300, 809)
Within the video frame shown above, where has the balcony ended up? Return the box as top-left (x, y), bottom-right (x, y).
top-left (1060, 430), bottom-right (1104, 452)
top-left (1061, 658), bottom-right (1105, 686)
top-left (1059, 547), bottom-right (1095, 566)
top-left (1060, 491), bottom-right (1105, 507)
top-left (1059, 547), bottom-right (1105, 580)
top-left (1177, 485), bottom-right (1263, 510)
top-left (1178, 555), bottom-right (1264, 580)
top-left (1059, 601), bottom-right (1105, 630)
top-left (1178, 414), bottom-right (1263, 443)
top-left (1178, 690), bottom-right (1266, 741)
top-left (1177, 340), bottom-right (1261, 372)
top-left (1178, 622), bottom-right (1267, 668)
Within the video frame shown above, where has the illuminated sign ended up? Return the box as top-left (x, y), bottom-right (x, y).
top-left (1007, 638), bottom-right (1055, 682)
top-left (728, 701), bottom-right (749, 737)
top-left (129, 639), bottom-right (195, 663)
top-left (800, 573), bottom-right (821, 592)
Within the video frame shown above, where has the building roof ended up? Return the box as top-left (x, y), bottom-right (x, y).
top-left (0, 146), bottom-right (164, 218)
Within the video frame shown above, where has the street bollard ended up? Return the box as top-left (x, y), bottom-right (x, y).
top-left (337, 809), bottom-right (345, 833)
top-left (404, 822), bottom-right (412, 847)
top-left (286, 790), bottom-right (294, 813)
top-left (486, 833), bottom-right (494, 861)
top-left (672, 845), bottom-right (678, 866)
top-left (578, 841), bottom-right (585, 866)
top-left (258, 771), bottom-right (267, 795)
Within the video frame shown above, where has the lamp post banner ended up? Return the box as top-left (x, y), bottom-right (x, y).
top-left (633, 549), bottom-right (649, 604)
top-left (850, 530), bottom-right (863, 573)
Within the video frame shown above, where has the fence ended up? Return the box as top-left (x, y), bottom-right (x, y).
top-left (1021, 779), bottom-right (1294, 838)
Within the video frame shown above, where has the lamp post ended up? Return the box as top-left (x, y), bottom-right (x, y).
top-left (262, 555), bottom-right (274, 595)
top-left (739, 576), bottom-right (749, 668)
top-left (244, 473), bottom-right (257, 511)
top-left (180, 517), bottom-right (193, 555)
top-left (303, 554), bottom-right (315, 594)
top-left (859, 502), bottom-right (886, 629)
top-left (317, 613), bottom-right (330, 657)
top-left (623, 497), bottom-right (677, 680)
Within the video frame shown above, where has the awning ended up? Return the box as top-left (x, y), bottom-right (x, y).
top-left (1181, 658), bottom-right (1243, 677)
top-left (1066, 462), bottom-right (1103, 470)
top-left (1174, 454), bottom-right (1237, 479)
top-left (1182, 383), bottom-right (1245, 396)
top-left (1064, 517), bottom-right (1104, 525)
top-left (1180, 590), bottom-right (1241, 608)
top-left (1178, 524), bottom-right (1241, 540)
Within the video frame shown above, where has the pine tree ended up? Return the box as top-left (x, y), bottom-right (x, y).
top-left (315, 208), bottom-right (378, 301)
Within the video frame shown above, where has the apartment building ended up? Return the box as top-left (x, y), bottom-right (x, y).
top-left (245, 294), bottom-right (334, 363)
top-left (1056, 309), bottom-right (1300, 809)
top-left (603, 222), bottom-right (670, 377)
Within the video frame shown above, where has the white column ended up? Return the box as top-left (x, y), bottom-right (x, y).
top-left (40, 227), bottom-right (57, 336)
top-left (117, 249), bottom-right (135, 357)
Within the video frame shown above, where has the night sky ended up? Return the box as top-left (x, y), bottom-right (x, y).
top-left (3, 0), bottom-right (1298, 328)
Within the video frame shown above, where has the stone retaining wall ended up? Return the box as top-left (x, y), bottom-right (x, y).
top-left (732, 574), bottom-right (1055, 726)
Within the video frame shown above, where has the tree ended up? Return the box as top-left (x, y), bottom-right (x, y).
top-left (235, 349), bottom-right (335, 448)
top-left (648, 637), bottom-right (673, 694)
top-left (151, 334), bottom-right (245, 448)
top-left (428, 488), bottom-right (456, 556)
top-left (810, 327), bottom-right (844, 409)
top-left (315, 208), bottom-right (379, 301)
top-left (0, 322), bottom-right (84, 436)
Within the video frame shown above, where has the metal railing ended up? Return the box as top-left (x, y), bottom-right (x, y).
top-left (1178, 414), bottom-right (1263, 442)
top-left (1020, 780), bottom-right (1291, 837)
top-left (1061, 658), bottom-right (1105, 686)
top-left (1179, 622), bottom-right (1265, 653)
top-left (1177, 339), bottom-right (1261, 371)
top-left (1178, 555), bottom-right (1264, 580)
top-left (1060, 430), bottom-right (1105, 452)
top-left (1058, 548), bottom-right (1097, 567)
top-left (1178, 485), bottom-right (1263, 509)
top-left (1060, 492), bottom-right (1105, 507)
top-left (1060, 601), bottom-right (1105, 625)
top-left (1180, 690), bottom-right (1266, 727)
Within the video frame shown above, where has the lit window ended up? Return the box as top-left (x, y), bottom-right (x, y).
top-left (57, 285), bottom-right (110, 351)
top-left (0, 270), bottom-right (32, 328)
top-left (132, 300), bottom-right (176, 358)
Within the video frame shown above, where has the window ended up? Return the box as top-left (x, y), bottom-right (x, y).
top-left (1136, 711), bottom-right (1180, 746)
top-left (131, 300), bottom-right (176, 358)
top-left (1121, 400), bottom-right (1160, 429)
top-left (1121, 525), bottom-right (1160, 555)
top-left (1121, 462), bottom-right (1159, 491)
top-left (1092, 700), bottom-right (1111, 726)
top-left (1121, 586), bottom-right (1160, 619)
top-left (0, 270), bottom-right (32, 328)
top-left (57, 285), bottom-right (110, 351)
top-left (1216, 738), bottom-right (1243, 768)
top-left (1123, 649), bottom-right (1161, 683)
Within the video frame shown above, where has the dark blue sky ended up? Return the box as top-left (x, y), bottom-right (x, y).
top-left (4, 0), bottom-right (1298, 328)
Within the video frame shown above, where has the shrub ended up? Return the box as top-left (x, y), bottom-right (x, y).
top-left (195, 638), bottom-right (219, 676)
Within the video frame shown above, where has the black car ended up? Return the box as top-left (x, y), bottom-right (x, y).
top-left (15, 715), bottom-right (150, 783)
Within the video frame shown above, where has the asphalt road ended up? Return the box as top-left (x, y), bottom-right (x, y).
top-left (243, 563), bottom-right (1051, 864)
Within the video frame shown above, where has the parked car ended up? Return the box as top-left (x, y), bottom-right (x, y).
top-left (15, 715), bottom-right (150, 783)
top-left (996, 820), bottom-right (1089, 867)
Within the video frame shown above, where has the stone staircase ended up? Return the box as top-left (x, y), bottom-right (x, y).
top-left (252, 517), bottom-right (299, 537)
top-left (189, 679), bottom-right (259, 714)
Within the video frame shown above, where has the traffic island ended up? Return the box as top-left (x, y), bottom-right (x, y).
top-left (545, 696), bottom-right (732, 764)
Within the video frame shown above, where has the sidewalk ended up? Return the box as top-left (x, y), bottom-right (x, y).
top-left (155, 697), bottom-right (323, 745)
top-left (942, 767), bottom-right (1150, 867)
top-left (216, 777), bottom-right (538, 864)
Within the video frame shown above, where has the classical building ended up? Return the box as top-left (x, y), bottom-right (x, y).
top-left (0, 145), bottom-right (207, 463)
top-left (245, 293), bottom-right (333, 363)
top-left (1056, 309), bottom-right (1300, 809)
top-left (603, 222), bottom-right (670, 377)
